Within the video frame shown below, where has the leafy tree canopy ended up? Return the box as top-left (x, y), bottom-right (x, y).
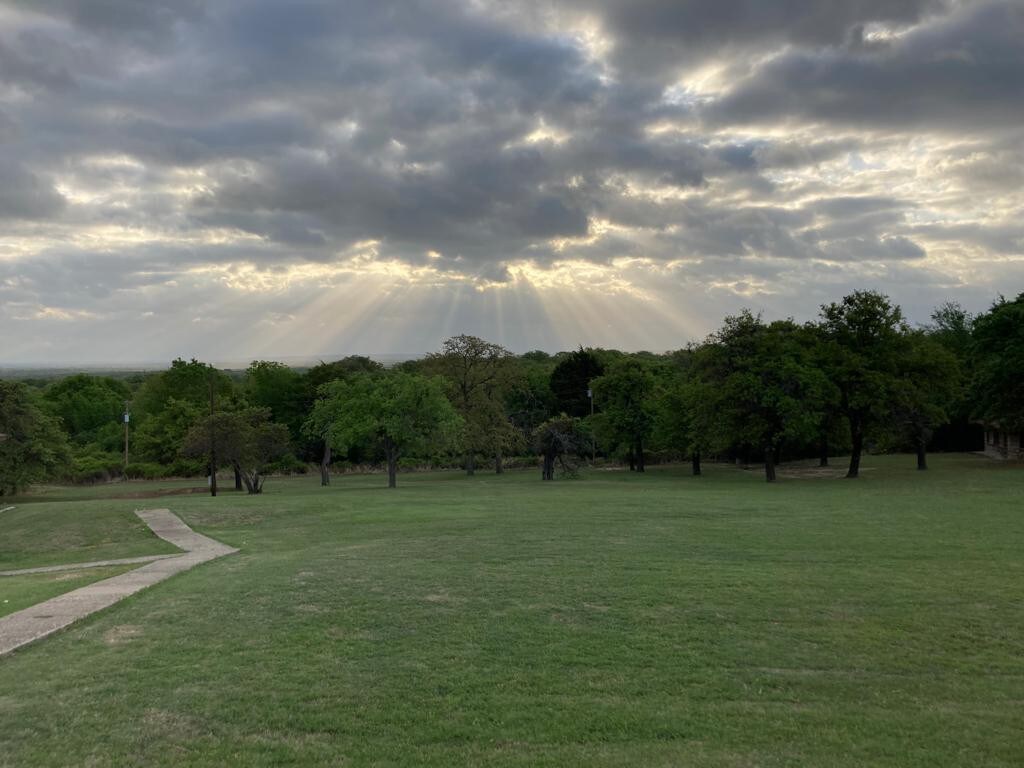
top-left (306, 372), bottom-right (460, 487)
top-left (42, 374), bottom-right (130, 445)
top-left (971, 293), bottom-right (1024, 431)
top-left (0, 380), bottom-right (71, 495)
top-left (182, 407), bottom-right (289, 494)
top-left (549, 347), bottom-right (605, 418)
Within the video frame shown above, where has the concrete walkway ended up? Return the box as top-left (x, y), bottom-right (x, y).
top-left (0, 509), bottom-right (237, 657)
top-left (0, 554), bottom-right (178, 577)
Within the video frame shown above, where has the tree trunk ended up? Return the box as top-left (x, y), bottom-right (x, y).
top-left (235, 461), bottom-right (255, 494)
top-left (320, 443), bottom-right (331, 486)
top-left (465, 452), bottom-right (475, 476)
top-left (542, 453), bottom-right (554, 480)
top-left (386, 438), bottom-right (397, 488)
top-left (635, 439), bottom-right (645, 472)
top-left (819, 434), bottom-right (829, 467)
top-left (208, 376), bottom-right (217, 497)
top-left (628, 449), bottom-right (636, 472)
top-left (847, 418), bottom-right (863, 478)
top-left (692, 450), bottom-right (701, 476)
top-left (494, 450), bottom-right (503, 474)
top-left (916, 433), bottom-right (928, 471)
top-left (764, 447), bottom-right (777, 483)
top-left (234, 466), bottom-right (243, 491)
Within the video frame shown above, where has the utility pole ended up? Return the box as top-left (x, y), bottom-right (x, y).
top-left (588, 387), bottom-right (596, 465)
top-left (123, 401), bottom-right (130, 471)
top-left (208, 371), bottom-right (218, 497)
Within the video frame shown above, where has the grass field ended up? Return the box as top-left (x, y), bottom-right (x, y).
top-left (1, 454), bottom-right (1022, 766)
top-left (0, 565), bottom-right (140, 618)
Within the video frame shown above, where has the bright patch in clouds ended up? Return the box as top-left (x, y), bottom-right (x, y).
top-left (0, 0), bottom-right (1021, 364)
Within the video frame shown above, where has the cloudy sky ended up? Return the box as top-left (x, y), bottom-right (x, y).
top-left (1, 0), bottom-right (1022, 364)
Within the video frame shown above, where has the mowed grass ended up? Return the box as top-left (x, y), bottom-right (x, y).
top-left (0, 502), bottom-right (180, 571)
top-left (0, 454), bottom-right (1022, 767)
top-left (0, 565), bottom-right (140, 618)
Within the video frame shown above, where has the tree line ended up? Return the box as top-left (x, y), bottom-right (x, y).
top-left (2, 290), bottom-right (1021, 495)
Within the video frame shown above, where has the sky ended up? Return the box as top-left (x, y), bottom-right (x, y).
top-left (0, 0), bottom-right (1022, 365)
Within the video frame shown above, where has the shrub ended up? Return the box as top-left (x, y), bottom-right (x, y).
top-left (124, 462), bottom-right (166, 480)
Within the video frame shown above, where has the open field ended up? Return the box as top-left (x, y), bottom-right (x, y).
top-left (1, 454), bottom-right (1022, 766)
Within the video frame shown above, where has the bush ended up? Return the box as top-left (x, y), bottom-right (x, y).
top-left (165, 457), bottom-right (206, 478)
top-left (68, 451), bottom-right (123, 484)
top-left (264, 454), bottom-right (308, 475)
top-left (124, 462), bottom-right (166, 480)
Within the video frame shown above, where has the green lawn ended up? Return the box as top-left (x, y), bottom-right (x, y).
top-left (0, 502), bottom-right (180, 571)
top-left (0, 565), bottom-right (140, 618)
top-left (1, 454), bottom-right (1022, 766)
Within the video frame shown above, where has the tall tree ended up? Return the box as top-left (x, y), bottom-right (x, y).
top-left (306, 372), bottom-right (459, 488)
top-left (590, 358), bottom-right (656, 472)
top-left (245, 361), bottom-right (305, 442)
top-left (42, 374), bottom-right (131, 446)
top-left (819, 291), bottom-right (907, 478)
top-left (549, 348), bottom-right (605, 418)
top-left (131, 359), bottom-right (234, 469)
top-left (302, 356), bottom-right (385, 484)
top-left (700, 313), bottom-right (831, 482)
top-left (533, 415), bottom-right (586, 480)
top-left (182, 408), bottom-right (289, 494)
top-left (506, 353), bottom-right (558, 453)
top-left (971, 293), bottom-right (1024, 431)
top-left (890, 331), bottom-right (961, 470)
top-left (0, 381), bottom-right (71, 495)
top-left (425, 335), bottom-right (521, 475)
top-left (925, 302), bottom-right (979, 452)
top-left (652, 354), bottom-right (715, 477)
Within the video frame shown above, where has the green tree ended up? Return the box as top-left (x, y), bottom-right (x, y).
top-left (590, 358), bottom-right (656, 472)
top-left (131, 359), bottom-right (234, 470)
top-left (819, 291), bottom-right (907, 478)
top-left (0, 381), bottom-right (71, 495)
top-left (42, 374), bottom-right (131, 446)
top-left (245, 361), bottom-right (304, 441)
top-left (549, 348), bottom-right (604, 418)
top-left (302, 356), bottom-right (385, 483)
top-left (133, 358), bottom-right (233, 417)
top-left (425, 335), bottom-right (522, 475)
top-left (133, 397), bottom-right (202, 466)
top-left (971, 293), bottom-right (1024, 431)
top-left (928, 302), bottom-right (975, 360)
top-left (699, 313), bottom-right (831, 482)
top-left (889, 331), bottom-right (961, 470)
top-left (652, 365), bottom-right (711, 476)
top-left (182, 408), bottom-right (289, 494)
top-left (924, 302), bottom-right (979, 452)
top-left (533, 415), bottom-right (587, 480)
top-left (306, 372), bottom-right (459, 488)
top-left (506, 353), bottom-right (558, 451)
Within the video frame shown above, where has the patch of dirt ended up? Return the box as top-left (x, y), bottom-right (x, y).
top-left (52, 572), bottom-right (87, 582)
top-left (103, 624), bottom-right (144, 645)
top-left (109, 487), bottom-right (210, 500)
top-left (424, 592), bottom-right (465, 604)
top-left (142, 708), bottom-right (204, 738)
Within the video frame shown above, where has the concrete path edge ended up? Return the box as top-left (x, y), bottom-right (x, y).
top-left (0, 508), bottom-right (237, 657)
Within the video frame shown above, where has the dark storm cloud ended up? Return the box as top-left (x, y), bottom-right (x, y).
top-left (589, 0), bottom-right (950, 77)
top-left (707, 1), bottom-right (1024, 130)
top-left (0, 160), bottom-right (66, 219)
top-left (12, 0), bottom-right (205, 47)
